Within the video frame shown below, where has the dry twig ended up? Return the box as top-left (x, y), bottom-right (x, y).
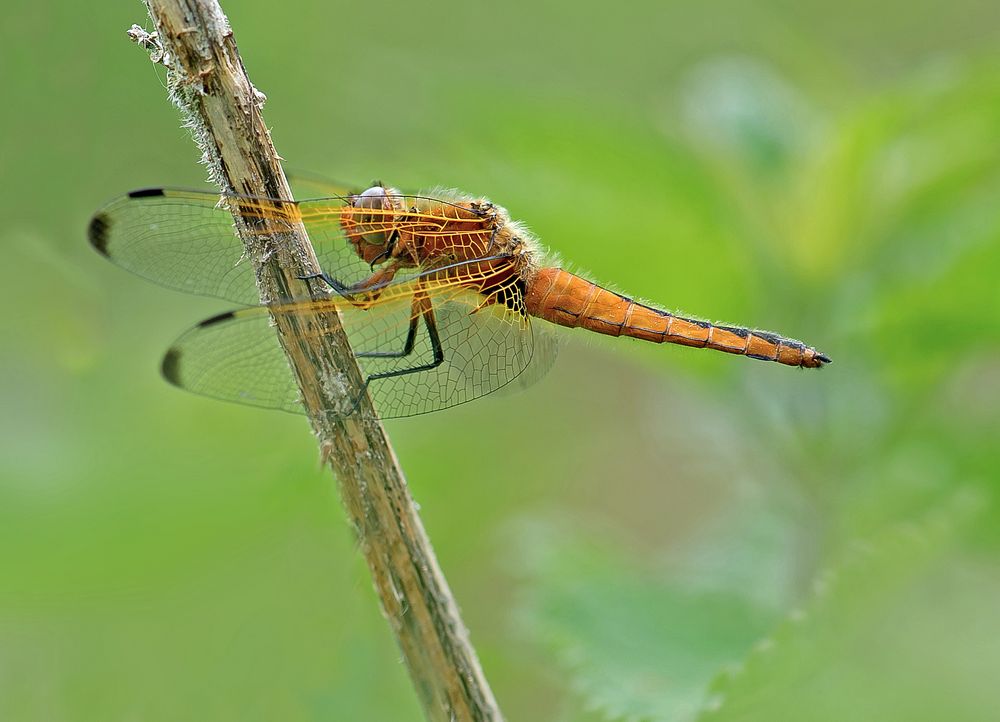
top-left (132, 2), bottom-right (503, 719)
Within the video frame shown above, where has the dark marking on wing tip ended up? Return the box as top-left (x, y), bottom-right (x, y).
top-left (161, 347), bottom-right (182, 385)
top-left (198, 310), bottom-right (237, 328)
top-left (87, 214), bottom-right (111, 255)
top-left (128, 187), bottom-right (166, 199)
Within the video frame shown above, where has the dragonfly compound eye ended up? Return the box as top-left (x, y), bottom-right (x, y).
top-left (348, 185), bottom-right (398, 247)
top-left (355, 185), bottom-right (388, 209)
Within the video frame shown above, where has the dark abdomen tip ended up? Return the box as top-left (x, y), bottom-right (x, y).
top-left (87, 213), bottom-right (111, 255)
top-left (802, 350), bottom-right (832, 368)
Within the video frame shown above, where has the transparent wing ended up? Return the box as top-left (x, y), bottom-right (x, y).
top-left (161, 283), bottom-right (557, 419)
top-left (284, 170), bottom-right (359, 199)
top-left (495, 324), bottom-right (559, 397)
top-left (88, 189), bottom-right (339, 305)
top-left (87, 187), bottom-right (482, 306)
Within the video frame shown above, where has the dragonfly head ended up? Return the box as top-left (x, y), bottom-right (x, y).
top-left (344, 185), bottom-right (404, 261)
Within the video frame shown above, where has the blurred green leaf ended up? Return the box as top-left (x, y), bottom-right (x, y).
top-left (515, 522), bottom-right (776, 722)
top-left (513, 479), bottom-right (809, 722)
top-left (701, 488), bottom-right (990, 722)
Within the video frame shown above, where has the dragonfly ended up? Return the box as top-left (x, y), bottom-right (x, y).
top-left (87, 177), bottom-right (830, 419)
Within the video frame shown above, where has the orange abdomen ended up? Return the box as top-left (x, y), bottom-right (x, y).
top-left (523, 267), bottom-right (830, 368)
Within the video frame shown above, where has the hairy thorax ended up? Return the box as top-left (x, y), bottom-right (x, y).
top-left (341, 185), bottom-right (542, 299)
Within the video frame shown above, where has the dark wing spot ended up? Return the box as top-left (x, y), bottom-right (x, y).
top-left (127, 187), bottom-right (166, 199)
top-left (197, 310), bottom-right (237, 328)
top-left (161, 347), bottom-right (183, 385)
top-left (88, 214), bottom-right (111, 255)
top-left (481, 278), bottom-right (527, 314)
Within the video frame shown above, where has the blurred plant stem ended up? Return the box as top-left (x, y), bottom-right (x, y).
top-left (133, 2), bottom-right (503, 719)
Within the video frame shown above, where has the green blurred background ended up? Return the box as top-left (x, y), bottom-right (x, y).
top-left (3, 1), bottom-right (999, 720)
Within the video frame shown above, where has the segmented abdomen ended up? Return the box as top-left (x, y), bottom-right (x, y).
top-left (523, 267), bottom-right (830, 368)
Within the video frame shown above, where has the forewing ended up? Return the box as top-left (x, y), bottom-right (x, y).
top-left (162, 281), bottom-right (554, 418)
top-left (88, 188), bottom-right (397, 305)
top-left (285, 171), bottom-right (358, 199)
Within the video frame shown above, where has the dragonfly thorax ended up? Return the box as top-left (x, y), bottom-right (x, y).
top-left (340, 184), bottom-right (544, 303)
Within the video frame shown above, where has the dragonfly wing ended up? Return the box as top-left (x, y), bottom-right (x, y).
top-left (88, 188), bottom-right (371, 306)
top-left (90, 189), bottom-right (273, 306)
top-left (284, 170), bottom-right (359, 199)
top-left (162, 283), bottom-right (554, 418)
top-left (345, 286), bottom-right (545, 417)
top-left (493, 324), bottom-right (558, 398)
top-left (161, 306), bottom-right (304, 414)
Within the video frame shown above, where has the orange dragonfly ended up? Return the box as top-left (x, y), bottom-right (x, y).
top-left (88, 178), bottom-right (830, 418)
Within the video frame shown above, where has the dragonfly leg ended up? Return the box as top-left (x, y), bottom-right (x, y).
top-left (355, 311), bottom-right (420, 359)
top-left (361, 296), bottom-right (443, 388)
top-left (301, 260), bottom-right (403, 307)
top-left (298, 270), bottom-right (354, 298)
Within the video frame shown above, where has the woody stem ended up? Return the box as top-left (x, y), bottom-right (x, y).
top-left (133, 2), bottom-right (504, 720)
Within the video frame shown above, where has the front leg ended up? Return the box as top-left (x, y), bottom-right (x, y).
top-left (300, 260), bottom-right (404, 307)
